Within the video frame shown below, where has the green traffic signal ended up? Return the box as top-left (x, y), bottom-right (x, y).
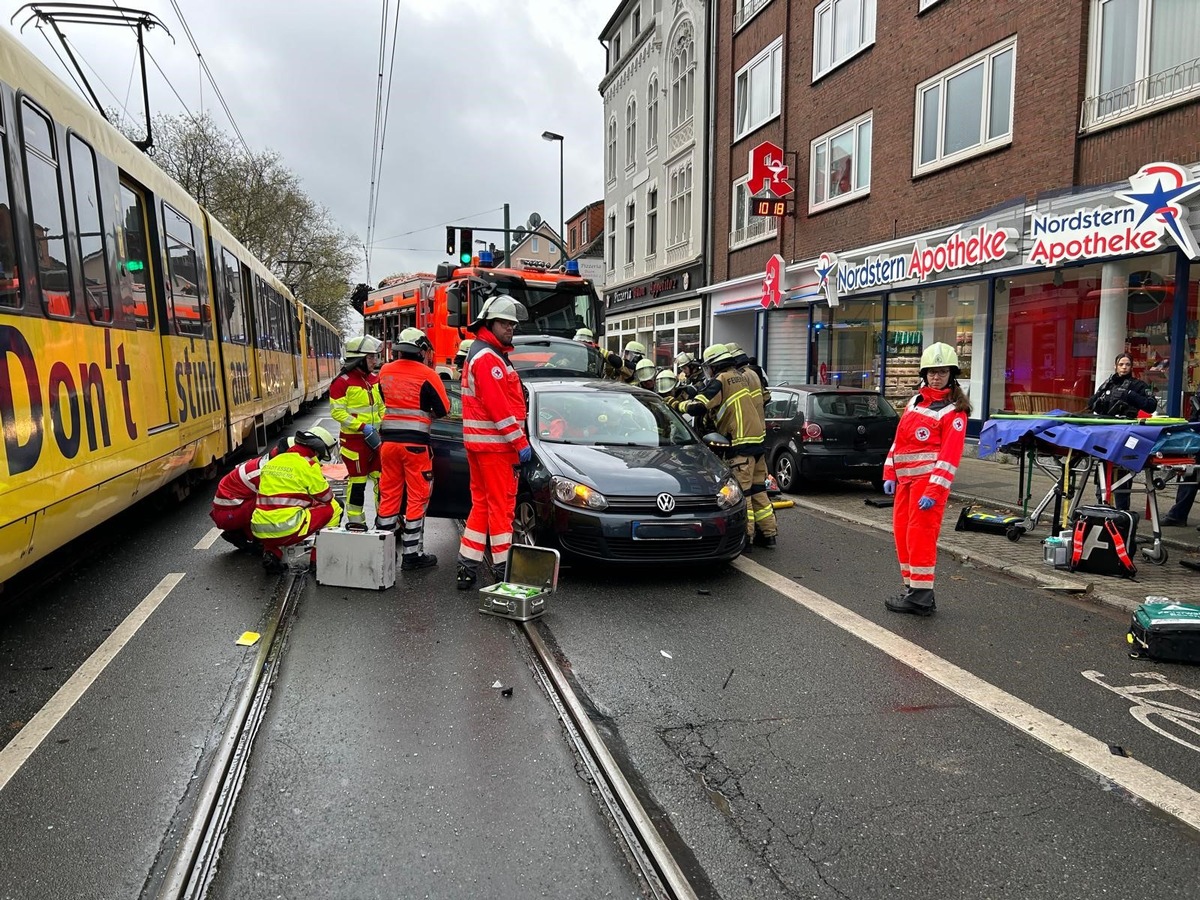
top-left (126, 260), bottom-right (145, 272)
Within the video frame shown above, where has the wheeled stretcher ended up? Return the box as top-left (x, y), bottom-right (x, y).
top-left (979, 415), bottom-right (1200, 567)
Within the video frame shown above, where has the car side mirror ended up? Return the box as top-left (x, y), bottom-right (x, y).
top-left (702, 432), bottom-right (730, 449)
top-left (445, 284), bottom-right (462, 328)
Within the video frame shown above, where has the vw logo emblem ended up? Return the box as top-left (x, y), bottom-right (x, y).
top-left (857, 425), bottom-right (866, 435)
top-left (656, 492), bottom-right (676, 513)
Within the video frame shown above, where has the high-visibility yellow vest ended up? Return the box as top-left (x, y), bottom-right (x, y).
top-left (251, 450), bottom-right (338, 541)
top-left (330, 368), bottom-right (382, 436)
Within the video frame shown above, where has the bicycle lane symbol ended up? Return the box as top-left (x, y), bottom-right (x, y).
top-left (1083, 670), bottom-right (1200, 754)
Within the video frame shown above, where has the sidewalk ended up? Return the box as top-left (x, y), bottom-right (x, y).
top-left (794, 448), bottom-right (1200, 613)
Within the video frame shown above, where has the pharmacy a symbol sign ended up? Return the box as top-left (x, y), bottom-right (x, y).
top-left (749, 141), bottom-right (793, 198)
top-left (761, 254), bottom-right (784, 309)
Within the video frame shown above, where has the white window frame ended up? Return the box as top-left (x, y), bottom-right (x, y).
top-left (606, 118), bottom-right (617, 183)
top-left (632, 4), bottom-right (641, 35)
top-left (729, 175), bottom-right (778, 249)
top-left (625, 96), bottom-right (638, 170)
top-left (625, 200), bottom-right (636, 265)
top-left (646, 186), bottom-right (658, 258)
top-left (1081, 0), bottom-right (1200, 131)
top-left (668, 160), bottom-right (693, 248)
top-left (647, 77), bottom-right (660, 152)
top-left (809, 111), bottom-right (872, 213)
top-left (735, 0), bottom-right (776, 33)
top-left (918, 0), bottom-right (945, 10)
top-left (734, 38), bottom-right (784, 141)
top-left (607, 213), bottom-right (616, 270)
top-left (531, 236), bottom-right (539, 252)
top-left (813, 0), bottom-right (876, 81)
top-left (913, 36), bottom-right (1016, 177)
top-left (670, 33), bottom-right (695, 131)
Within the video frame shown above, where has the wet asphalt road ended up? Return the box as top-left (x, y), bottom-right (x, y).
top-left (2, 465), bottom-right (1200, 898)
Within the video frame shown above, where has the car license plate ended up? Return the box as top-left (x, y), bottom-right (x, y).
top-left (632, 521), bottom-right (704, 540)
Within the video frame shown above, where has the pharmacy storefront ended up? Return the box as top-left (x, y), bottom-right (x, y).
top-left (805, 160), bottom-right (1200, 431)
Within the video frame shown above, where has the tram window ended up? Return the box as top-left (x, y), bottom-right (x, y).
top-left (20, 100), bottom-right (73, 319)
top-left (218, 247), bottom-right (248, 344)
top-left (68, 136), bottom-right (113, 325)
top-left (162, 202), bottom-right (205, 337)
top-left (0, 131), bottom-right (20, 310)
top-left (118, 183), bottom-right (154, 329)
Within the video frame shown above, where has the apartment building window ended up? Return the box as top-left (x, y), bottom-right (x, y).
top-left (735, 0), bottom-right (775, 33)
top-left (570, 227), bottom-right (578, 251)
top-left (735, 38), bottom-right (784, 140)
top-left (582, 217), bottom-right (588, 243)
top-left (1082, 0), bottom-right (1200, 129)
top-left (632, 5), bottom-right (641, 34)
top-left (918, 0), bottom-right (944, 9)
top-left (532, 237), bottom-right (540, 252)
top-left (606, 118), bottom-right (617, 182)
top-left (810, 112), bottom-right (872, 211)
top-left (915, 37), bottom-right (1015, 175)
top-left (670, 28), bottom-right (695, 130)
top-left (625, 201), bottom-right (636, 265)
top-left (607, 213), bottom-right (616, 269)
top-left (614, 34), bottom-right (622, 63)
top-left (813, 0), bottom-right (876, 80)
top-left (625, 97), bottom-right (638, 169)
top-left (647, 78), bottom-right (660, 152)
top-left (730, 176), bottom-right (778, 248)
top-left (646, 188), bottom-right (658, 256)
top-left (668, 161), bottom-right (692, 247)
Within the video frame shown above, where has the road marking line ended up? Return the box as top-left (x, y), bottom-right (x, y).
top-left (0, 573), bottom-right (186, 794)
top-left (195, 527), bottom-right (222, 550)
top-left (736, 558), bottom-right (1200, 832)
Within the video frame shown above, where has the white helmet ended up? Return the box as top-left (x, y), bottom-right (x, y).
top-left (655, 370), bottom-right (678, 395)
top-left (344, 335), bottom-right (384, 360)
top-left (918, 342), bottom-right (960, 378)
top-left (573, 327), bottom-right (595, 343)
top-left (471, 294), bottom-right (528, 329)
top-left (294, 426), bottom-right (337, 461)
top-left (634, 358), bottom-right (656, 382)
top-left (395, 327), bottom-right (431, 357)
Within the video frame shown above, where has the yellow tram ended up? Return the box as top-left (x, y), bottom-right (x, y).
top-left (0, 28), bottom-right (340, 587)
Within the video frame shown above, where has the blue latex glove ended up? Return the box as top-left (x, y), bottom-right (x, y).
top-left (518, 446), bottom-right (532, 463)
top-left (917, 495), bottom-right (935, 510)
top-left (883, 480), bottom-right (896, 496)
top-left (362, 423), bottom-right (375, 436)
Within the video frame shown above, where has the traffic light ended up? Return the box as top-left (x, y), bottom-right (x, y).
top-left (445, 226), bottom-right (455, 256)
top-left (458, 228), bottom-right (473, 265)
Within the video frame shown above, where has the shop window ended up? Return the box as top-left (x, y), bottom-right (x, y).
top-left (810, 112), bottom-right (872, 212)
top-left (811, 296), bottom-right (884, 393)
top-left (813, 0), bottom-right (876, 80)
top-left (915, 37), bottom-right (1015, 175)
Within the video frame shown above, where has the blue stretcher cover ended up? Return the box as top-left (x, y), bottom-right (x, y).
top-left (979, 417), bottom-right (1200, 471)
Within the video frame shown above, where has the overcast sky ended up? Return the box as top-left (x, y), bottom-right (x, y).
top-left (6, 0), bottom-right (612, 286)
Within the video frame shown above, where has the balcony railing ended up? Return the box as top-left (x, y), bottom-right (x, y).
top-left (665, 242), bottom-right (691, 265)
top-left (734, 0), bottom-right (773, 32)
top-left (1080, 56), bottom-right (1200, 130)
top-left (729, 217), bottom-right (778, 249)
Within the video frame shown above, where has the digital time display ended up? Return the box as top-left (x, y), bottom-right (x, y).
top-left (750, 195), bottom-right (788, 217)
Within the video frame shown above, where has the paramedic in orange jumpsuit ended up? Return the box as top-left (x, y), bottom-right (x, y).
top-left (375, 327), bottom-right (450, 570)
top-left (456, 294), bottom-right (530, 590)
top-left (881, 342), bottom-right (970, 616)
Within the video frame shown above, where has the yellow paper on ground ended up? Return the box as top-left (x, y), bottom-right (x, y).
top-left (236, 631), bottom-right (261, 646)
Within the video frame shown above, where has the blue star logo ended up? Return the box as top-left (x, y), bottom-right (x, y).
top-left (1116, 163), bottom-right (1200, 258)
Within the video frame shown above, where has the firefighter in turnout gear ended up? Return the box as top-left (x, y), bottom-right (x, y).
top-left (457, 294), bottom-right (531, 590)
top-left (604, 340), bottom-right (645, 383)
top-left (376, 328), bottom-right (450, 570)
top-left (725, 342), bottom-right (774, 546)
top-left (881, 342), bottom-right (970, 616)
top-left (674, 351), bottom-right (703, 389)
top-left (685, 344), bottom-right (775, 552)
top-left (633, 357), bottom-right (657, 390)
top-left (210, 438), bottom-right (291, 552)
top-left (252, 428), bottom-right (342, 572)
top-left (330, 334), bottom-right (384, 530)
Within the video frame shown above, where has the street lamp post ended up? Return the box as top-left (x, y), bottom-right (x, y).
top-left (541, 130), bottom-right (564, 261)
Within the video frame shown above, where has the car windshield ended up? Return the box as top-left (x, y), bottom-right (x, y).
top-left (534, 390), bottom-right (697, 447)
top-left (510, 340), bottom-right (606, 378)
top-left (810, 392), bottom-right (898, 419)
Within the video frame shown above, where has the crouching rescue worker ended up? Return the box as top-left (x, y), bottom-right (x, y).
top-left (881, 342), bottom-right (970, 616)
top-left (457, 294), bottom-right (531, 590)
top-left (252, 428), bottom-right (342, 572)
top-left (330, 335), bottom-right (384, 530)
top-left (684, 344), bottom-right (776, 552)
top-left (209, 438), bottom-right (290, 551)
top-left (376, 327), bottom-right (450, 570)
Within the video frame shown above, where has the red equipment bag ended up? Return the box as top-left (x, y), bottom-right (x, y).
top-left (1069, 504), bottom-right (1138, 578)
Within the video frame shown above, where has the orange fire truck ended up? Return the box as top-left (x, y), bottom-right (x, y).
top-left (360, 256), bottom-right (602, 379)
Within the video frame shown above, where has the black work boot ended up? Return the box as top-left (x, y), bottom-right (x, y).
top-left (886, 588), bottom-right (936, 616)
top-left (262, 551), bottom-right (286, 574)
top-left (885, 587), bottom-right (912, 606)
top-left (456, 564), bottom-right (477, 590)
top-left (402, 553), bottom-right (438, 571)
top-left (754, 533), bottom-right (777, 548)
top-left (741, 535), bottom-right (753, 556)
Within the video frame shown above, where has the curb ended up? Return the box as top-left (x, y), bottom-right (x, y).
top-left (790, 496), bottom-right (1144, 615)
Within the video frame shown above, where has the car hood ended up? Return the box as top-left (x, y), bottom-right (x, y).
top-left (535, 441), bottom-right (731, 496)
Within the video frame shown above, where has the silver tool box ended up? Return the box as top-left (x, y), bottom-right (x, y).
top-left (315, 527), bottom-right (396, 590)
top-left (478, 545), bottom-right (560, 621)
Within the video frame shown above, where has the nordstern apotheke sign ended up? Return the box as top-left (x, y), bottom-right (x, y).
top-left (1026, 161), bottom-right (1200, 266)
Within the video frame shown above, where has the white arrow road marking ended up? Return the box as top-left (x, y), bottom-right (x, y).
top-left (736, 558), bottom-right (1200, 832)
top-left (0, 573), bottom-right (186, 794)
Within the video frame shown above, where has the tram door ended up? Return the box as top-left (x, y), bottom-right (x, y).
top-left (118, 182), bottom-right (171, 430)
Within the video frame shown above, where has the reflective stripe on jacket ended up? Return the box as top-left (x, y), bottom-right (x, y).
top-left (329, 368), bottom-right (382, 437)
top-left (461, 330), bottom-right (529, 454)
top-left (696, 367), bottom-right (765, 451)
top-left (377, 357), bottom-right (450, 445)
top-left (213, 455), bottom-right (265, 506)
top-left (251, 449), bottom-right (335, 540)
top-left (883, 386), bottom-right (968, 503)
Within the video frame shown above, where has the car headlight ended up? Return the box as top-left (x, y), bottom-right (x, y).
top-left (551, 475), bottom-right (608, 511)
top-left (716, 476), bottom-right (743, 510)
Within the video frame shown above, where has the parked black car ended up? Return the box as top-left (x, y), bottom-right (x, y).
top-left (427, 375), bottom-right (747, 564)
top-left (763, 386), bottom-right (899, 492)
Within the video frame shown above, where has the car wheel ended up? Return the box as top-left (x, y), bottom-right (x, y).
top-left (773, 449), bottom-right (800, 493)
top-left (512, 497), bottom-right (539, 547)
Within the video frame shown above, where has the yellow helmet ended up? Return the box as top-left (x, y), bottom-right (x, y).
top-left (724, 341), bottom-right (742, 356)
top-left (655, 370), bottom-right (678, 395)
top-left (573, 327), bottom-right (595, 342)
top-left (624, 340), bottom-right (647, 356)
top-left (702, 343), bottom-right (731, 366)
top-left (457, 338), bottom-right (474, 354)
top-left (344, 335), bottom-right (384, 360)
top-left (634, 358), bottom-right (656, 381)
top-left (918, 342), bottom-right (960, 377)
top-left (295, 426), bottom-right (337, 460)
top-left (674, 351), bottom-right (696, 369)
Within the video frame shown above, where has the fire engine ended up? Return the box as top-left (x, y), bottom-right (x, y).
top-left (360, 253), bottom-right (603, 379)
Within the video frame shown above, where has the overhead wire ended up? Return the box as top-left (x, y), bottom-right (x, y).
top-left (364, 0), bottom-right (393, 281)
top-left (366, 0), bottom-right (401, 263)
top-left (368, 207), bottom-right (505, 247)
top-left (167, 0), bottom-right (250, 154)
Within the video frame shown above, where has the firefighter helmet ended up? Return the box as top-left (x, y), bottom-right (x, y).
top-left (395, 327), bottom-right (430, 357)
top-left (573, 327), bottom-right (595, 343)
top-left (655, 370), bottom-right (678, 395)
top-left (702, 343), bottom-right (731, 366)
top-left (674, 351), bottom-right (695, 369)
top-left (724, 341), bottom-right (742, 355)
top-left (624, 340), bottom-right (647, 356)
top-left (634, 358), bottom-right (656, 382)
top-left (294, 426), bottom-right (337, 461)
top-left (918, 342), bottom-right (960, 377)
top-left (344, 335), bottom-right (384, 360)
top-left (472, 294), bottom-right (528, 329)
top-left (457, 338), bottom-right (474, 354)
